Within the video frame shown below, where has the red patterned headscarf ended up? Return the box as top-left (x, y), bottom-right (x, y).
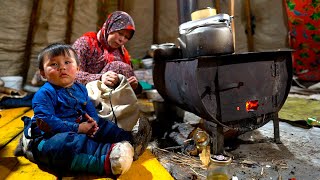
top-left (98, 11), bottom-right (135, 64)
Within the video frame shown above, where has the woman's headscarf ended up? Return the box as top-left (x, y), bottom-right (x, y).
top-left (98, 11), bottom-right (135, 64)
top-left (101, 11), bottom-right (135, 39)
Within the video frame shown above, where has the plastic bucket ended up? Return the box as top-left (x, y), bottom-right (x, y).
top-left (0, 76), bottom-right (23, 90)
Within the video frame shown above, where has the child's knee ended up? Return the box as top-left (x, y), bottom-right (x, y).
top-left (109, 141), bottom-right (134, 175)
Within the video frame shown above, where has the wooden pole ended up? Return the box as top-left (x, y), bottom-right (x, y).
top-left (22, 0), bottom-right (40, 84)
top-left (97, 0), bottom-right (107, 31)
top-left (282, 0), bottom-right (290, 48)
top-left (118, 0), bottom-right (124, 11)
top-left (229, 0), bottom-right (235, 51)
top-left (214, 0), bottom-right (220, 14)
top-left (65, 0), bottom-right (74, 44)
top-left (245, 0), bottom-right (254, 51)
top-left (153, 0), bottom-right (160, 44)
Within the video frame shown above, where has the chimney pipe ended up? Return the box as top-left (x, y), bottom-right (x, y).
top-left (177, 0), bottom-right (198, 25)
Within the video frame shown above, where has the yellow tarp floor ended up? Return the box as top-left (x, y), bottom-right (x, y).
top-left (0, 107), bottom-right (173, 180)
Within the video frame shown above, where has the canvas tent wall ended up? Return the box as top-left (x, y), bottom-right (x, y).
top-left (0, 0), bottom-right (291, 91)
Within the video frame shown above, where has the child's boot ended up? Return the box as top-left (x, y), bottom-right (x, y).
top-left (108, 141), bottom-right (134, 175)
top-left (14, 126), bottom-right (35, 162)
top-left (131, 116), bottom-right (152, 160)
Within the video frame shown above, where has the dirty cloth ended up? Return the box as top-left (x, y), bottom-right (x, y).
top-left (0, 86), bottom-right (33, 108)
top-left (86, 74), bottom-right (140, 131)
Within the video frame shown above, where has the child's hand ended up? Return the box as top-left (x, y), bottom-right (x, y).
top-left (78, 120), bottom-right (99, 137)
top-left (87, 118), bottom-right (99, 137)
top-left (78, 113), bottom-right (99, 137)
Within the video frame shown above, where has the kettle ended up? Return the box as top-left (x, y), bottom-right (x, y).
top-left (178, 13), bottom-right (234, 58)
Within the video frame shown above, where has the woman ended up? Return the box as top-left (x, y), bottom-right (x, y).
top-left (72, 11), bottom-right (142, 94)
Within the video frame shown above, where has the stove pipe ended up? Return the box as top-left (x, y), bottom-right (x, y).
top-left (177, 0), bottom-right (198, 25)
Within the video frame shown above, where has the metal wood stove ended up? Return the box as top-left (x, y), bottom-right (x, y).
top-left (153, 48), bottom-right (293, 154)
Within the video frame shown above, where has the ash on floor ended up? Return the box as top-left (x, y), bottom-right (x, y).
top-left (149, 110), bottom-right (320, 180)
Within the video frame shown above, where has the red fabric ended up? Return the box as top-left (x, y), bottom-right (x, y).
top-left (82, 32), bottom-right (102, 55)
top-left (98, 11), bottom-right (135, 65)
top-left (284, 0), bottom-right (320, 81)
top-left (81, 31), bottom-right (131, 65)
top-left (104, 143), bottom-right (116, 176)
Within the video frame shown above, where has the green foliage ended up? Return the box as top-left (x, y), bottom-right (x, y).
top-left (312, 0), bottom-right (320, 8)
top-left (291, 19), bottom-right (301, 25)
top-left (306, 23), bottom-right (316, 30)
top-left (298, 43), bottom-right (309, 49)
top-left (287, 0), bottom-right (296, 10)
top-left (311, 12), bottom-right (320, 20)
top-left (299, 52), bottom-right (309, 58)
top-left (296, 59), bottom-right (304, 65)
top-left (311, 34), bottom-right (320, 42)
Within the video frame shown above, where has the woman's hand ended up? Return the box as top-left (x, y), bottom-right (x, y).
top-left (127, 76), bottom-right (139, 90)
top-left (101, 71), bottom-right (119, 88)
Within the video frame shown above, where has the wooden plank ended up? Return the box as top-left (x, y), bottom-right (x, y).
top-left (1, 137), bottom-right (171, 180)
top-left (0, 109), bottom-right (33, 150)
top-left (0, 108), bottom-right (172, 179)
top-left (0, 107), bottom-right (31, 128)
top-left (0, 134), bottom-right (58, 180)
top-left (119, 150), bottom-right (174, 180)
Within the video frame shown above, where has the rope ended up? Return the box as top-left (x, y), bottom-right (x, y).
top-left (109, 89), bottom-right (118, 126)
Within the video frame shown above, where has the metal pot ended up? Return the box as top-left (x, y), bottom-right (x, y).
top-left (152, 43), bottom-right (182, 61)
top-left (178, 14), bottom-right (234, 58)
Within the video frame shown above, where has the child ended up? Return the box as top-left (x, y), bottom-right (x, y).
top-left (14, 43), bottom-right (151, 176)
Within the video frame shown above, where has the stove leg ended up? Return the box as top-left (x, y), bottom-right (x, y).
top-left (200, 120), bottom-right (225, 155)
top-left (273, 114), bottom-right (281, 144)
top-left (215, 124), bottom-right (224, 154)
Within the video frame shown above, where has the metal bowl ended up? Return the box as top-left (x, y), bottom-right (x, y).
top-left (141, 58), bottom-right (154, 69)
top-left (144, 89), bottom-right (164, 102)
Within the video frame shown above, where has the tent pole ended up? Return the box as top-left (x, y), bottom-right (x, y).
top-left (229, 0), bottom-right (235, 51)
top-left (118, 0), bottom-right (124, 11)
top-left (214, 0), bottom-right (220, 14)
top-left (153, 0), bottom-right (160, 44)
top-left (245, 0), bottom-right (254, 51)
top-left (65, 0), bottom-right (74, 44)
top-left (22, 0), bottom-right (40, 84)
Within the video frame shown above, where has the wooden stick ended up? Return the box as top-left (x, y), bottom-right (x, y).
top-left (245, 0), bottom-right (254, 51)
top-left (65, 0), bottom-right (74, 44)
top-left (22, 0), bottom-right (40, 84)
top-left (229, 0), bottom-right (236, 51)
top-left (214, 0), bottom-right (221, 14)
top-left (153, 0), bottom-right (160, 44)
top-left (118, 0), bottom-right (124, 11)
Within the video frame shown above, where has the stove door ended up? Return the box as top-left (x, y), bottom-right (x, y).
top-left (217, 60), bottom-right (284, 122)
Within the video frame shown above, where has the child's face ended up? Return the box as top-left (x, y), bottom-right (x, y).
top-left (107, 29), bottom-right (132, 49)
top-left (40, 51), bottom-right (79, 88)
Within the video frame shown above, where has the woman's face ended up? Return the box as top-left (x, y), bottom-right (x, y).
top-left (107, 29), bottom-right (133, 49)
